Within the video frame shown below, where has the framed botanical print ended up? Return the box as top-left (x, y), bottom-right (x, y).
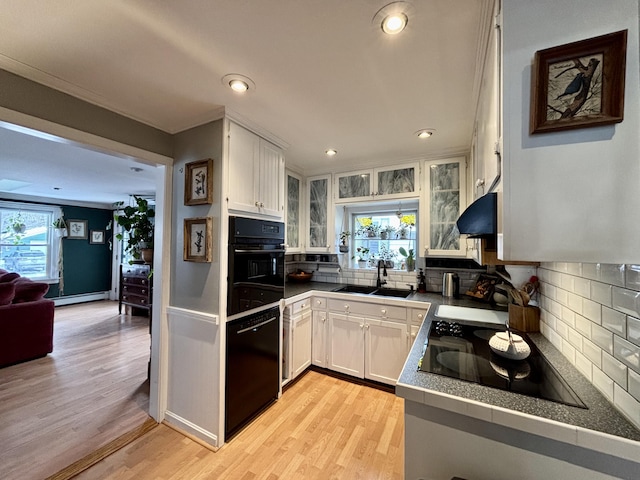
top-left (67, 220), bottom-right (88, 239)
top-left (183, 217), bottom-right (213, 262)
top-left (90, 230), bottom-right (105, 244)
top-left (184, 159), bottom-right (213, 205)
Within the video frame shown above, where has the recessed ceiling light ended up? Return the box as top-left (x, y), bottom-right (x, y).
top-left (415, 129), bottom-right (435, 139)
top-left (222, 74), bottom-right (256, 93)
top-left (229, 80), bottom-right (248, 92)
top-left (372, 2), bottom-right (412, 35)
top-left (325, 149), bottom-right (337, 157)
top-left (382, 13), bottom-right (407, 34)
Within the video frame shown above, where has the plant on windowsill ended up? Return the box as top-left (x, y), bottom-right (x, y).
top-left (379, 225), bottom-right (395, 240)
top-left (113, 195), bottom-right (155, 264)
top-left (398, 247), bottom-right (415, 272)
top-left (397, 214), bottom-right (415, 239)
top-left (377, 243), bottom-right (396, 268)
top-left (351, 246), bottom-right (370, 267)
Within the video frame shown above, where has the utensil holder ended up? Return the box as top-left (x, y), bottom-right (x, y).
top-left (508, 305), bottom-right (540, 332)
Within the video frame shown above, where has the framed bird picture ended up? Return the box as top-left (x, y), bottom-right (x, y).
top-left (530, 30), bottom-right (627, 134)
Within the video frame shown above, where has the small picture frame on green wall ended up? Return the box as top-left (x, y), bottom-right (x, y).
top-left (90, 230), bottom-right (105, 244)
top-left (67, 220), bottom-right (88, 239)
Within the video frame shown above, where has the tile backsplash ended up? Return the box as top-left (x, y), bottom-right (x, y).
top-left (538, 263), bottom-right (640, 429)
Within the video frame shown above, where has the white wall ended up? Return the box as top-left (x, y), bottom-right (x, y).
top-left (501, 0), bottom-right (640, 263)
top-left (165, 119), bottom-right (225, 445)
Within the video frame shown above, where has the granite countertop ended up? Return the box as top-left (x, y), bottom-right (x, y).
top-left (285, 281), bottom-right (640, 444)
top-left (397, 296), bottom-right (640, 445)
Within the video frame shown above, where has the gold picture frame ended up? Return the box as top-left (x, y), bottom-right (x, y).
top-left (184, 159), bottom-right (213, 205)
top-left (183, 217), bottom-right (213, 262)
top-left (530, 30), bottom-right (627, 134)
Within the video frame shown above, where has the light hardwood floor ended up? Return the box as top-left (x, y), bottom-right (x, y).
top-left (0, 300), bottom-right (151, 480)
top-left (77, 370), bottom-right (405, 479)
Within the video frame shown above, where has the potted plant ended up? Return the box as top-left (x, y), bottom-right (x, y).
top-left (379, 225), bottom-right (395, 240)
top-left (52, 217), bottom-right (68, 237)
top-left (398, 214), bottom-right (416, 239)
top-left (351, 246), bottom-right (370, 267)
top-left (378, 243), bottom-right (396, 268)
top-left (398, 247), bottom-right (415, 272)
top-left (339, 231), bottom-right (351, 253)
top-left (10, 213), bottom-right (26, 234)
top-left (113, 196), bottom-right (155, 264)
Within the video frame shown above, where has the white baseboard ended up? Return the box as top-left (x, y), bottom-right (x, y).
top-left (52, 292), bottom-right (110, 306)
top-left (164, 410), bottom-right (218, 448)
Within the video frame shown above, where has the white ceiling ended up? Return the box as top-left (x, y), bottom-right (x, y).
top-left (0, 0), bottom-right (491, 205)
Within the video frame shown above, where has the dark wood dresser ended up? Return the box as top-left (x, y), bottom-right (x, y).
top-left (119, 264), bottom-right (152, 316)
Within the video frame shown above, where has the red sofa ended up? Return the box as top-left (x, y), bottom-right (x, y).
top-left (0, 269), bottom-right (55, 367)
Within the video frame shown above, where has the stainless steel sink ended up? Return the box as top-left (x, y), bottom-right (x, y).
top-left (332, 285), bottom-right (377, 294)
top-left (370, 288), bottom-right (413, 298)
top-left (333, 285), bottom-right (413, 298)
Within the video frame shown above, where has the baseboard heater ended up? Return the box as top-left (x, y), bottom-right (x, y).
top-left (52, 292), bottom-right (110, 307)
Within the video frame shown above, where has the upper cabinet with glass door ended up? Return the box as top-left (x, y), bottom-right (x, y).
top-left (306, 174), bottom-right (332, 252)
top-left (334, 163), bottom-right (419, 203)
top-left (285, 171), bottom-right (302, 253)
top-left (423, 157), bottom-right (467, 257)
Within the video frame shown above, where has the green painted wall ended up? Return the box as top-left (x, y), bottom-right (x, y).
top-left (46, 205), bottom-right (113, 298)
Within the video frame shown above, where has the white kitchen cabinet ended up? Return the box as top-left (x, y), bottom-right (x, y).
top-left (311, 296), bottom-right (328, 367)
top-left (306, 174), bottom-right (332, 252)
top-left (283, 298), bottom-right (313, 384)
top-left (291, 307), bottom-right (312, 379)
top-left (334, 163), bottom-right (419, 203)
top-left (326, 298), bottom-right (410, 385)
top-left (328, 312), bottom-right (365, 378)
top-left (228, 121), bottom-right (284, 219)
top-left (285, 170), bottom-right (302, 252)
top-left (423, 157), bottom-right (467, 257)
top-left (365, 319), bottom-right (409, 385)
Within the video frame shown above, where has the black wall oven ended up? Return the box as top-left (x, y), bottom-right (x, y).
top-left (227, 216), bottom-right (285, 317)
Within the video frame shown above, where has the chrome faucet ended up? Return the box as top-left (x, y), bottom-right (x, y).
top-left (376, 260), bottom-right (388, 288)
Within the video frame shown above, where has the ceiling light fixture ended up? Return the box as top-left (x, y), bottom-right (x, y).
top-left (130, 167), bottom-right (144, 173)
top-left (373, 2), bottom-right (412, 35)
top-left (325, 149), bottom-right (337, 157)
top-left (415, 129), bottom-right (435, 139)
top-left (222, 73), bottom-right (256, 94)
top-left (382, 13), bottom-right (407, 34)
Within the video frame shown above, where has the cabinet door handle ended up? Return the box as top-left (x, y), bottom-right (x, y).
top-left (359, 323), bottom-right (364, 329)
top-left (316, 300), bottom-right (321, 305)
top-left (381, 309), bottom-right (386, 315)
top-left (344, 304), bottom-right (350, 311)
top-left (255, 201), bottom-right (260, 207)
top-left (417, 313), bottom-right (423, 319)
top-left (365, 323), bottom-right (370, 330)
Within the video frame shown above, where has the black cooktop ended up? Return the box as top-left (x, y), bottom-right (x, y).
top-left (418, 320), bottom-right (587, 408)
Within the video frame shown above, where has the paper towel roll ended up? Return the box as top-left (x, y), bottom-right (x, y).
top-left (317, 266), bottom-right (341, 274)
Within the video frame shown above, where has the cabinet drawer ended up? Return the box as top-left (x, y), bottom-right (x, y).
top-left (121, 294), bottom-right (151, 307)
top-left (409, 308), bottom-right (428, 326)
top-left (122, 276), bottom-right (150, 287)
top-left (122, 266), bottom-right (150, 277)
top-left (328, 299), bottom-right (406, 321)
top-left (289, 298), bottom-right (311, 316)
top-left (122, 284), bottom-right (150, 297)
top-left (311, 297), bottom-right (327, 310)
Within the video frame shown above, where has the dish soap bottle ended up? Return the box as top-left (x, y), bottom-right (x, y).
top-left (417, 268), bottom-right (427, 293)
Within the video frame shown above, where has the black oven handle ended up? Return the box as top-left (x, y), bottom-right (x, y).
top-left (236, 316), bottom-right (278, 334)
top-left (233, 248), bottom-right (286, 254)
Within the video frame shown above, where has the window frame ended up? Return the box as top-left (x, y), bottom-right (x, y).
top-left (0, 200), bottom-right (63, 283)
top-left (346, 201), bottom-right (419, 270)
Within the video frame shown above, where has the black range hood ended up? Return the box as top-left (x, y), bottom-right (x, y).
top-left (456, 192), bottom-right (497, 237)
